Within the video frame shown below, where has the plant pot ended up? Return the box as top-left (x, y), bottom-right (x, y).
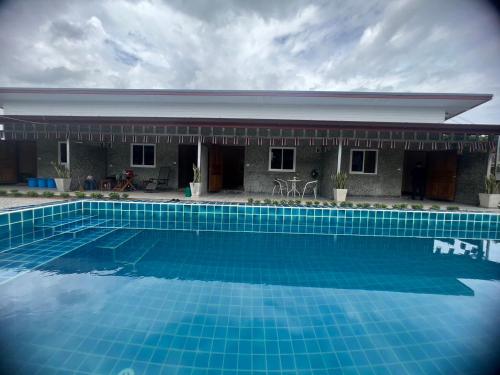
top-left (190, 182), bottom-right (201, 197)
top-left (333, 188), bottom-right (348, 202)
top-left (479, 193), bottom-right (500, 208)
top-left (54, 178), bottom-right (72, 192)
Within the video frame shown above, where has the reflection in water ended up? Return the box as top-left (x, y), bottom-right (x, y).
top-left (0, 229), bottom-right (499, 374)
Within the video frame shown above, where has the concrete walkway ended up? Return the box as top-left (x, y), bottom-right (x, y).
top-left (0, 185), bottom-right (499, 213)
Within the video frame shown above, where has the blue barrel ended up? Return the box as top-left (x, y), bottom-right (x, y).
top-left (47, 179), bottom-right (56, 188)
top-left (27, 178), bottom-right (37, 188)
top-left (37, 178), bottom-right (47, 188)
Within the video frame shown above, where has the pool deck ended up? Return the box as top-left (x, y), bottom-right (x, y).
top-left (1, 184), bottom-right (499, 213)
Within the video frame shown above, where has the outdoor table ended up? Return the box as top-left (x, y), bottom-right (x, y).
top-left (287, 178), bottom-right (302, 197)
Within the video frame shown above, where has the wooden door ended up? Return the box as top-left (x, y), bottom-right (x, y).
top-left (425, 151), bottom-right (457, 201)
top-left (208, 145), bottom-right (223, 192)
top-left (0, 142), bottom-right (18, 183)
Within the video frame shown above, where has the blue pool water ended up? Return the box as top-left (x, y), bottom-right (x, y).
top-left (0, 224), bottom-right (499, 374)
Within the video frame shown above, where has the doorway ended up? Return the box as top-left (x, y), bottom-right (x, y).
top-left (208, 145), bottom-right (245, 192)
top-left (178, 145), bottom-right (198, 189)
top-left (0, 141), bottom-right (37, 184)
top-left (402, 150), bottom-right (457, 201)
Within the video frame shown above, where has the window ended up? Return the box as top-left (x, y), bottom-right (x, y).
top-left (131, 144), bottom-right (156, 167)
top-left (350, 149), bottom-right (378, 174)
top-left (269, 147), bottom-right (296, 172)
top-left (58, 141), bottom-right (69, 165)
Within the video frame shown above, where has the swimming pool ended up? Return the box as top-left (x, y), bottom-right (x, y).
top-left (0, 201), bottom-right (499, 374)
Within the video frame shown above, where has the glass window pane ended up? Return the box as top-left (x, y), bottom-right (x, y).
top-left (59, 142), bottom-right (67, 164)
top-left (132, 145), bottom-right (143, 165)
top-left (282, 149), bottom-right (294, 170)
top-left (351, 151), bottom-right (364, 172)
top-left (144, 145), bottom-right (155, 166)
top-left (270, 148), bottom-right (282, 169)
top-left (364, 151), bottom-right (377, 173)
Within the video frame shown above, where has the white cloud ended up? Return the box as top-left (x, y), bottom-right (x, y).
top-left (0, 0), bottom-right (499, 123)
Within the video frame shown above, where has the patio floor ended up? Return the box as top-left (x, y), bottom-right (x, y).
top-left (0, 184), bottom-right (498, 213)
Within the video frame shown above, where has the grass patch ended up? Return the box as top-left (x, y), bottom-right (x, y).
top-left (59, 192), bottom-right (70, 198)
top-left (446, 206), bottom-right (459, 211)
top-left (108, 192), bottom-right (120, 200)
top-left (411, 204), bottom-right (424, 210)
top-left (356, 203), bottom-right (371, 209)
top-left (90, 193), bottom-right (104, 199)
top-left (74, 191), bottom-right (86, 198)
top-left (42, 191), bottom-right (55, 197)
top-left (26, 191), bottom-right (39, 197)
top-left (430, 204), bottom-right (441, 210)
top-left (392, 203), bottom-right (408, 210)
top-left (339, 201), bottom-right (354, 208)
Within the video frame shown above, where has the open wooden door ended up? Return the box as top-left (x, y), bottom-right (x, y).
top-left (0, 142), bottom-right (18, 183)
top-left (208, 145), bottom-right (223, 192)
top-left (425, 151), bottom-right (457, 201)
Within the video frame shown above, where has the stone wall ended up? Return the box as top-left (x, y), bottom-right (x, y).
top-left (69, 142), bottom-right (107, 190)
top-left (455, 151), bottom-right (489, 205)
top-left (36, 139), bottom-right (59, 178)
top-left (341, 147), bottom-right (405, 197)
top-left (107, 143), bottom-right (179, 189)
top-left (243, 145), bottom-right (323, 194)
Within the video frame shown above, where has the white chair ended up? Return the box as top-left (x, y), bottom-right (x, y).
top-left (272, 178), bottom-right (288, 197)
top-left (302, 180), bottom-right (318, 199)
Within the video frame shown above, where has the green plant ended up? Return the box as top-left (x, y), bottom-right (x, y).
top-left (430, 204), bottom-right (441, 210)
top-left (313, 200), bottom-right (320, 205)
top-left (0, 190), bottom-right (7, 196)
top-left (59, 192), bottom-right (70, 198)
top-left (373, 203), bottom-right (388, 209)
top-left (74, 191), bottom-right (86, 198)
top-left (392, 203), bottom-right (408, 210)
top-left (446, 206), bottom-right (459, 211)
top-left (90, 192), bottom-right (104, 199)
top-left (305, 201), bottom-right (312, 206)
top-left (322, 201), bottom-right (330, 206)
top-left (332, 172), bottom-right (348, 189)
top-left (330, 201), bottom-right (337, 207)
top-left (264, 198), bottom-right (272, 204)
top-left (356, 203), bottom-right (371, 209)
top-left (288, 199), bottom-right (296, 206)
top-left (295, 199), bottom-right (302, 205)
top-left (9, 189), bottom-right (18, 193)
top-left (280, 199), bottom-right (287, 205)
top-left (254, 199), bottom-right (260, 204)
top-left (247, 198), bottom-right (254, 204)
top-left (51, 161), bottom-right (71, 178)
top-left (108, 192), bottom-right (120, 200)
top-left (411, 204), bottom-right (424, 210)
top-left (121, 193), bottom-right (129, 199)
top-left (9, 189), bottom-right (23, 197)
top-left (26, 191), bottom-right (39, 197)
top-left (484, 174), bottom-right (499, 194)
top-left (272, 200), bottom-right (279, 205)
top-left (192, 164), bottom-right (201, 183)
top-left (340, 201), bottom-right (354, 208)
top-left (42, 191), bottom-right (55, 197)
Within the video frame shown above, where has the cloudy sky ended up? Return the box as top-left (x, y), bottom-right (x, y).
top-left (0, 0), bottom-right (499, 123)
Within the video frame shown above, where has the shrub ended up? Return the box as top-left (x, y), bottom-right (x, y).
top-left (288, 199), bottom-right (296, 206)
top-left (108, 192), bottom-right (120, 200)
top-left (295, 199), bottom-right (302, 205)
top-left (330, 201), bottom-right (337, 207)
top-left (373, 203), bottom-right (388, 209)
top-left (26, 191), bottom-right (39, 197)
top-left (356, 203), bottom-right (371, 209)
top-left (247, 198), bottom-right (254, 204)
top-left (263, 198), bottom-right (272, 204)
top-left (340, 201), bottom-right (354, 208)
top-left (430, 204), bottom-right (441, 210)
top-left (9, 189), bottom-right (18, 193)
top-left (332, 172), bottom-right (348, 189)
top-left (9, 189), bottom-right (23, 197)
top-left (74, 191), bottom-right (86, 198)
top-left (59, 192), bottom-right (70, 198)
top-left (392, 203), bottom-right (408, 210)
top-left (446, 206), bottom-right (459, 211)
top-left (305, 201), bottom-right (313, 206)
top-left (411, 204), bottom-right (424, 210)
top-left (42, 191), bottom-right (55, 197)
top-left (313, 200), bottom-right (320, 205)
top-left (272, 200), bottom-right (279, 205)
top-left (253, 199), bottom-right (260, 204)
top-left (0, 190), bottom-right (7, 196)
top-left (90, 193), bottom-right (104, 199)
top-left (121, 193), bottom-right (129, 199)
top-left (322, 201), bottom-right (330, 206)
top-left (280, 199), bottom-right (287, 205)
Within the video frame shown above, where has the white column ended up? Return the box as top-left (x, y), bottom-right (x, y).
top-left (197, 138), bottom-right (202, 167)
top-left (337, 141), bottom-right (343, 173)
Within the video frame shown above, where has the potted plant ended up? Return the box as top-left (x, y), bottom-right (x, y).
top-left (479, 174), bottom-right (500, 208)
top-left (190, 164), bottom-right (201, 197)
top-left (332, 172), bottom-right (348, 202)
top-left (51, 162), bottom-right (72, 192)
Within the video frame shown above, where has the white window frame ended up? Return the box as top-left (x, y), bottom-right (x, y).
top-left (349, 149), bottom-right (378, 175)
top-left (268, 147), bottom-right (296, 172)
top-left (130, 143), bottom-right (156, 168)
top-left (58, 141), bottom-right (69, 167)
